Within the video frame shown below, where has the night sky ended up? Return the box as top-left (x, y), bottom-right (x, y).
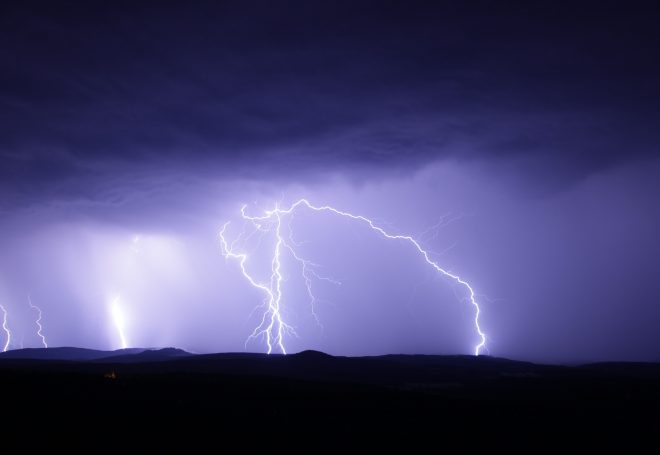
top-left (1, 1), bottom-right (659, 362)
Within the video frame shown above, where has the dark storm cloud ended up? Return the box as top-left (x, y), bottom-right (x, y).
top-left (2, 2), bottom-right (660, 361)
top-left (1, 0), bottom-right (658, 202)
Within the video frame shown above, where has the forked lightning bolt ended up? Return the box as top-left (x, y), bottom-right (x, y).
top-left (220, 199), bottom-right (487, 356)
top-left (27, 296), bottom-right (48, 348)
top-left (0, 304), bottom-right (11, 352)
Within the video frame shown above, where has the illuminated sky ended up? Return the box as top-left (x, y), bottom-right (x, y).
top-left (1, 1), bottom-right (659, 362)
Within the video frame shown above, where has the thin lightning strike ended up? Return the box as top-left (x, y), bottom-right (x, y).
top-left (220, 199), bottom-right (487, 356)
top-left (0, 304), bottom-right (11, 352)
top-left (27, 295), bottom-right (48, 348)
top-left (282, 212), bottom-right (342, 330)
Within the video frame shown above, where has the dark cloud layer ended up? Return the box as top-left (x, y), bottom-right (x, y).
top-left (1, 0), bottom-right (659, 202)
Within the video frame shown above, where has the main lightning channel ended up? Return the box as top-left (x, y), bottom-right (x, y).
top-left (220, 199), bottom-right (487, 356)
top-left (27, 295), bottom-right (48, 348)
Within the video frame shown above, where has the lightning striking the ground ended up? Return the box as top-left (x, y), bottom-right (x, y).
top-left (220, 199), bottom-right (487, 356)
top-left (110, 296), bottom-right (128, 349)
top-left (0, 304), bottom-right (11, 352)
top-left (27, 295), bottom-right (48, 348)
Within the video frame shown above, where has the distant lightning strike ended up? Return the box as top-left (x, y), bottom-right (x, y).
top-left (111, 296), bottom-right (128, 349)
top-left (220, 199), bottom-right (487, 356)
top-left (27, 296), bottom-right (48, 348)
top-left (0, 304), bottom-right (11, 352)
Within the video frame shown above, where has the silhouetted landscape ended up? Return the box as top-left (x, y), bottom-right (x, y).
top-left (0, 348), bottom-right (658, 448)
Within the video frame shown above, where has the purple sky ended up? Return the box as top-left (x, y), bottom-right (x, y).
top-left (1, 1), bottom-right (659, 362)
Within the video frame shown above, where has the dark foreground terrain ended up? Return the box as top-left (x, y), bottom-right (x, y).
top-left (0, 348), bottom-right (658, 449)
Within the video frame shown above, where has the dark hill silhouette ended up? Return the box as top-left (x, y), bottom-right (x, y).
top-left (93, 347), bottom-right (192, 363)
top-left (2, 347), bottom-right (658, 385)
top-left (0, 346), bottom-right (193, 362)
top-left (292, 349), bottom-right (334, 358)
top-left (0, 347), bottom-right (658, 448)
top-left (0, 347), bottom-right (148, 361)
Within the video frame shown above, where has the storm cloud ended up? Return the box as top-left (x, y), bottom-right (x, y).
top-left (0, 1), bottom-right (659, 362)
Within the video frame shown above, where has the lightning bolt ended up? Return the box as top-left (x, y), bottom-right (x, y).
top-left (27, 295), bottom-right (48, 348)
top-left (220, 210), bottom-right (295, 354)
top-left (108, 235), bottom-right (139, 350)
top-left (0, 304), bottom-right (11, 352)
top-left (220, 199), bottom-right (487, 356)
top-left (110, 296), bottom-right (128, 349)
